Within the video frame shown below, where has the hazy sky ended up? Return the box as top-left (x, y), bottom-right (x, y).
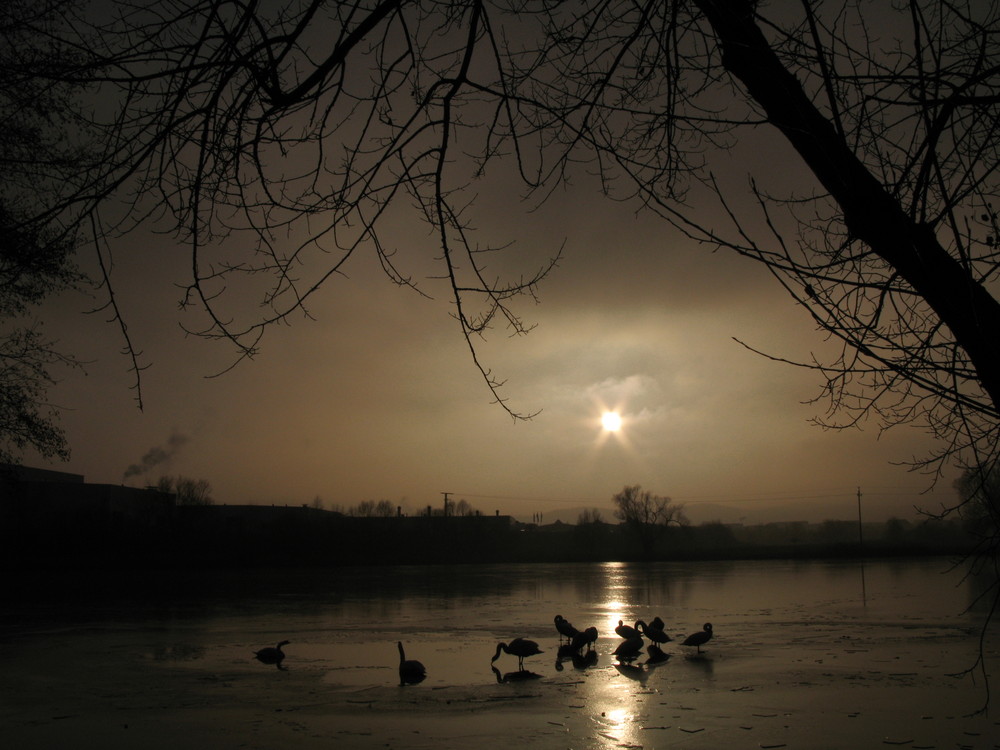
top-left (29, 174), bottom-right (958, 525)
top-left (22, 4), bottom-right (965, 525)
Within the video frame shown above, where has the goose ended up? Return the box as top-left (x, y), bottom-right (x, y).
top-left (570, 626), bottom-right (598, 652)
top-left (636, 619), bottom-right (672, 644)
top-left (615, 619), bottom-right (641, 640)
top-left (254, 640), bottom-right (290, 665)
top-left (397, 641), bottom-right (426, 685)
top-left (554, 614), bottom-right (579, 642)
top-left (681, 623), bottom-right (713, 653)
top-left (613, 635), bottom-right (644, 662)
top-left (491, 638), bottom-right (543, 671)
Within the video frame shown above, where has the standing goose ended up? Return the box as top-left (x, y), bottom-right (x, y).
top-left (681, 623), bottom-right (713, 654)
top-left (554, 615), bottom-right (579, 643)
top-left (570, 626), bottom-right (599, 652)
top-left (491, 638), bottom-right (543, 671)
top-left (636, 619), bottom-right (672, 644)
top-left (615, 619), bottom-right (641, 640)
top-left (254, 640), bottom-right (290, 665)
top-left (397, 641), bottom-right (426, 685)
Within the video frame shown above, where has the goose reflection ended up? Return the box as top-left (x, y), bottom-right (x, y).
top-left (614, 662), bottom-right (649, 682)
top-left (571, 648), bottom-right (599, 670)
top-left (556, 643), bottom-right (578, 660)
top-left (556, 643), bottom-right (599, 671)
top-left (254, 639), bottom-right (290, 669)
top-left (613, 635), bottom-right (644, 663)
top-left (397, 641), bottom-right (426, 686)
top-left (645, 643), bottom-right (670, 665)
top-left (491, 638), bottom-right (543, 671)
top-left (615, 645), bottom-right (669, 681)
top-left (491, 665), bottom-right (542, 683)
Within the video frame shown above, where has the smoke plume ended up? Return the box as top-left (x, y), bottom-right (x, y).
top-left (123, 432), bottom-right (189, 481)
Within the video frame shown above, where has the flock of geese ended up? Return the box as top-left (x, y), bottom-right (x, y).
top-left (254, 616), bottom-right (714, 685)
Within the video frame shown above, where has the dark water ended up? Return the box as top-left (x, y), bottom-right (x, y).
top-left (6, 557), bottom-right (991, 689)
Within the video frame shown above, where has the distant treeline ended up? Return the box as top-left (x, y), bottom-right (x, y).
top-left (0, 482), bottom-right (979, 570)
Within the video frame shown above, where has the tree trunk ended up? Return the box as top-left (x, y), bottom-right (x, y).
top-left (693, 0), bottom-right (1000, 416)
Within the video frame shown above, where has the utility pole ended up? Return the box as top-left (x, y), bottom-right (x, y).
top-left (857, 486), bottom-right (867, 605)
top-left (856, 487), bottom-right (864, 548)
top-left (441, 492), bottom-right (452, 517)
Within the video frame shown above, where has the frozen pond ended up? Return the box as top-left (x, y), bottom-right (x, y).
top-left (4, 558), bottom-right (999, 748)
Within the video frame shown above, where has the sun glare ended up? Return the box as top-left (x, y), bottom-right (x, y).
top-left (601, 411), bottom-right (623, 432)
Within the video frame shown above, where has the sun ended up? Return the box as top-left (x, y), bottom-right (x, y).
top-left (601, 411), bottom-right (623, 432)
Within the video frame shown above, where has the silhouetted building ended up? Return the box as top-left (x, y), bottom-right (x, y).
top-left (1, 465), bottom-right (174, 568)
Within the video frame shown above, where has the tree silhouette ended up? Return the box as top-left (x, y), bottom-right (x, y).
top-left (157, 475), bottom-right (214, 506)
top-left (613, 484), bottom-right (687, 559)
top-left (0, 0), bottom-right (85, 465)
top-left (954, 464), bottom-right (1000, 558)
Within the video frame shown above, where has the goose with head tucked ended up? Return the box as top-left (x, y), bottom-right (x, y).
top-left (570, 626), bottom-right (599, 652)
top-left (554, 614), bottom-right (579, 643)
top-left (636, 619), bottom-right (672, 644)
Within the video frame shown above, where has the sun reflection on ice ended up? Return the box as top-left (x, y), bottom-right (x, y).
top-left (593, 707), bottom-right (644, 747)
top-left (595, 562), bottom-right (636, 636)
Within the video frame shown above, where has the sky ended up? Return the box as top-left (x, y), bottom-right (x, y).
top-left (19, 3), bottom-right (967, 525)
top-left (28, 173), bottom-right (961, 526)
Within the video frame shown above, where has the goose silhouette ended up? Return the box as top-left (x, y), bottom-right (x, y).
top-left (254, 640), bottom-right (290, 666)
top-left (491, 638), bottom-right (543, 671)
top-left (570, 626), bottom-right (598, 652)
top-left (615, 620), bottom-right (641, 640)
top-left (636, 619), bottom-right (672, 644)
top-left (681, 623), bottom-right (713, 653)
top-left (397, 641), bottom-right (426, 685)
top-left (554, 615), bottom-right (579, 642)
